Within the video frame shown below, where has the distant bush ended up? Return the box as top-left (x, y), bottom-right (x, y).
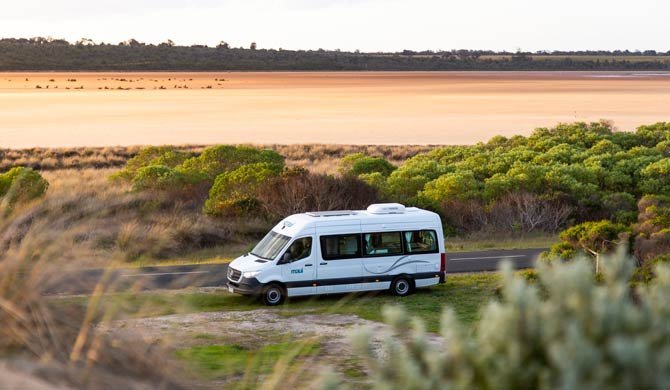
top-left (0, 167), bottom-right (49, 210)
top-left (113, 145), bottom-right (286, 202)
top-left (130, 165), bottom-right (186, 192)
top-left (203, 163), bottom-right (283, 216)
top-left (333, 251), bottom-right (670, 389)
top-left (339, 152), bottom-right (396, 177)
top-left (112, 146), bottom-right (191, 181)
top-left (179, 145), bottom-right (284, 183)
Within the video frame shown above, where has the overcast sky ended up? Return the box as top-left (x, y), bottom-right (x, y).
top-left (2, 0), bottom-right (668, 52)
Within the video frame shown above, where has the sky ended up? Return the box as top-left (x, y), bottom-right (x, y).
top-left (1, 0), bottom-right (668, 52)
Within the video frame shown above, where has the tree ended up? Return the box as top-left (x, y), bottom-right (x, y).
top-left (217, 41), bottom-right (229, 49)
top-left (550, 220), bottom-right (630, 271)
top-left (250, 42), bottom-right (257, 50)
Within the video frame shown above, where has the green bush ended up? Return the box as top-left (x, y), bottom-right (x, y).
top-left (549, 220), bottom-right (630, 262)
top-left (339, 153), bottom-right (396, 177)
top-left (333, 250), bottom-right (670, 389)
top-left (0, 167), bottom-right (49, 209)
top-left (179, 145), bottom-right (284, 183)
top-left (130, 165), bottom-right (186, 192)
top-left (639, 158), bottom-right (670, 195)
top-left (203, 162), bottom-right (283, 216)
top-left (112, 146), bottom-right (190, 181)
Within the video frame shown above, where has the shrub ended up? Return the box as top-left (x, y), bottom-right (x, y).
top-left (203, 162), bottom-right (283, 216)
top-left (0, 167), bottom-right (49, 210)
top-left (639, 158), bottom-right (670, 195)
top-left (549, 220), bottom-right (630, 264)
top-left (179, 145), bottom-right (284, 183)
top-left (338, 152), bottom-right (396, 177)
top-left (111, 146), bottom-right (190, 181)
top-left (130, 165), bottom-right (186, 192)
top-left (333, 250), bottom-right (670, 389)
top-left (257, 171), bottom-right (380, 219)
top-left (420, 171), bottom-right (483, 203)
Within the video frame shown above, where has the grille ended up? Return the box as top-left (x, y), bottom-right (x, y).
top-left (227, 267), bottom-right (242, 282)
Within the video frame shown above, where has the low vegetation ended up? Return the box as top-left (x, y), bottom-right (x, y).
top-left (329, 251), bottom-right (670, 389)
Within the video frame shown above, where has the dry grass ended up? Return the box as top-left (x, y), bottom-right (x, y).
top-left (1, 144), bottom-right (435, 174)
top-left (0, 169), bottom-right (266, 268)
top-left (0, 217), bottom-right (188, 389)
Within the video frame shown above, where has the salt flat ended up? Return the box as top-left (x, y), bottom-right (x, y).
top-left (1, 71), bottom-right (669, 148)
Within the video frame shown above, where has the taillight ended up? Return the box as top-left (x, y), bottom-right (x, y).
top-left (440, 253), bottom-right (446, 273)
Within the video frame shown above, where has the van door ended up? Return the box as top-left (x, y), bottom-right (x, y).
top-left (279, 236), bottom-right (316, 296)
top-left (316, 233), bottom-right (363, 294)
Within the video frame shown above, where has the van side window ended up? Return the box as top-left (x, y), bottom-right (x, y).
top-left (320, 234), bottom-right (361, 260)
top-left (364, 232), bottom-right (402, 256)
top-left (404, 230), bottom-right (438, 253)
top-left (279, 237), bottom-right (312, 264)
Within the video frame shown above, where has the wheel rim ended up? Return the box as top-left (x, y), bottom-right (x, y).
top-left (396, 280), bottom-right (409, 294)
top-left (267, 287), bottom-right (281, 304)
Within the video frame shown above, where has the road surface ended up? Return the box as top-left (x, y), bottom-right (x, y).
top-left (44, 248), bottom-right (546, 295)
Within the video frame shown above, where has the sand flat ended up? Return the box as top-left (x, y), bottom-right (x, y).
top-left (1, 71), bottom-right (669, 148)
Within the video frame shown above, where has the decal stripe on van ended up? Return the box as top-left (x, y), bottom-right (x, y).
top-left (284, 272), bottom-right (440, 288)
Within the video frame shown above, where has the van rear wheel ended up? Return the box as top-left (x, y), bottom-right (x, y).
top-left (391, 276), bottom-right (412, 297)
top-left (262, 284), bottom-right (286, 306)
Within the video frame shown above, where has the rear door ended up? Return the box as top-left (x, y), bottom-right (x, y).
top-left (279, 235), bottom-right (316, 296)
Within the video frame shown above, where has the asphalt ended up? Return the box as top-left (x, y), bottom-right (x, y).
top-left (43, 247), bottom-right (547, 295)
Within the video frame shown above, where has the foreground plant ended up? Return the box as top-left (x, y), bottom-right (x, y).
top-left (334, 249), bottom-right (670, 389)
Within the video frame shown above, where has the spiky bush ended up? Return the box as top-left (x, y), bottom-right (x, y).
top-left (337, 250), bottom-right (670, 389)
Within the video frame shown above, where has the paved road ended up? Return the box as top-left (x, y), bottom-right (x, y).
top-left (43, 248), bottom-right (546, 295)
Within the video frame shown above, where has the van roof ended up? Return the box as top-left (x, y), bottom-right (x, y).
top-left (273, 204), bottom-right (440, 236)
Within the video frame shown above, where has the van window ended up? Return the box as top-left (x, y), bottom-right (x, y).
top-left (404, 230), bottom-right (438, 253)
top-left (251, 231), bottom-right (291, 260)
top-left (320, 234), bottom-right (361, 260)
top-left (279, 237), bottom-right (312, 264)
top-left (364, 232), bottom-right (402, 256)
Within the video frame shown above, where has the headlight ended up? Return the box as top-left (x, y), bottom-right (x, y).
top-left (243, 271), bottom-right (260, 279)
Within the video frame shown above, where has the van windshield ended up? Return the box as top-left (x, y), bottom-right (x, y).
top-left (251, 231), bottom-right (291, 260)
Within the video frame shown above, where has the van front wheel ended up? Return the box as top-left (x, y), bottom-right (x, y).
top-left (391, 276), bottom-right (413, 297)
top-left (262, 284), bottom-right (286, 306)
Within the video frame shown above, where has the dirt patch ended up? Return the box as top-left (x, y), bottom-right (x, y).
top-left (101, 309), bottom-right (393, 356)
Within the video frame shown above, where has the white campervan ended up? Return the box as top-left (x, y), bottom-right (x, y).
top-left (226, 203), bottom-right (446, 305)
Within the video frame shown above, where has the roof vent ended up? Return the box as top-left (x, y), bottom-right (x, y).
top-left (367, 203), bottom-right (406, 214)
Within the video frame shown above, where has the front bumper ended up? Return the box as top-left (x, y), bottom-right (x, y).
top-left (226, 277), bottom-right (263, 296)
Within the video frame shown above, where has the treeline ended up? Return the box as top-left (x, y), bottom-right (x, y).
top-left (1, 37), bottom-right (670, 71)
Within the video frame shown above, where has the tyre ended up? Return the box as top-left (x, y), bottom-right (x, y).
top-left (391, 276), bottom-right (413, 297)
top-left (261, 284), bottom-right (286, 306)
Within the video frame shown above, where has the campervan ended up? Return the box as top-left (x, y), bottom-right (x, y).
top-left (226, 203), bottom-right (446, 305)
